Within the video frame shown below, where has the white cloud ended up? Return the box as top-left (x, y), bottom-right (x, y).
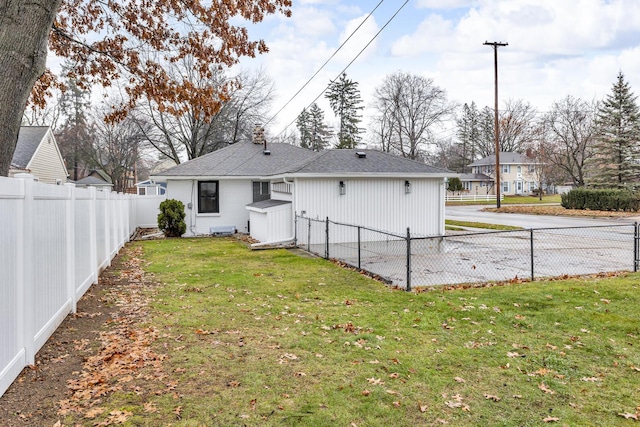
top-left (334, 13), bottom-right (380, 64)
top-left (416, 0), bottom-right (475, 9)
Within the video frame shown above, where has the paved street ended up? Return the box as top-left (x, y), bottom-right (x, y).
top-left (445, 204), bottom-right (640, 228)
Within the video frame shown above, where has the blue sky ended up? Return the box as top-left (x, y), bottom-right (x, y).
top-left (233, 0), bottom-right (640, 143)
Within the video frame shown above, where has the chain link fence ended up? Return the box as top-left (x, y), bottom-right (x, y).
top-left (295, 215), bottom-right (640, 290)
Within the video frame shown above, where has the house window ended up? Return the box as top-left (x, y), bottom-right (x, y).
top-left (198, 181), bottom-right (219, 213)
top-left (252, 181), bottom-right (270, 203)
top-left (502, 181), bottom-right (510, 193)
top-left (528, 182), bottom-right (536, 192)
top-left (463, 181), bottom-right (471, 191)
top-left (138, 187), bottom-right (146, 196)
top-left (502, 164), bottom-right (510, 173)
top-left (528, 164), bottom-right (536, 173)
top-left (517, 166), bottom-right (522, 174)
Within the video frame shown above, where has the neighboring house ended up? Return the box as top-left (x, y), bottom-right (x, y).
top-left (135, 179), bottom-right (166, 196)
top-left (74, 170), bottom-right (113, 190)
top-left (458, 173), bottom-right (494, 195)
top-left (152, 141), bottom-right (455, 243)
top-left (9, 126), bottom-right (68, 185)
top-left (467, 152), bottom-right (541, 196)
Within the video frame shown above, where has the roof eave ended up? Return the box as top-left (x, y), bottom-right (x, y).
top-left (280, 172), bottom-right (457, 179)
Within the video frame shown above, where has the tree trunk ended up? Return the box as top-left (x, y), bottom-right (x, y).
top-left (0, 0), bottom-right (62, 176)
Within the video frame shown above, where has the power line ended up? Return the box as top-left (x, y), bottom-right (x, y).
top-left (275, 0), bottom-right (410, 139)
top-left (264, 0), bottom-right (386, 127)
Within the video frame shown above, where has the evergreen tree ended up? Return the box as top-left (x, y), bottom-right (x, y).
top-left (296, 104), bottom-right (330, 151)
top-left (296, 107), bottom-right (312, 149)
top-left (477, 106), bottom-right (497, 158)
top-left (308, 103), bottom-right (331, 151)
top-left (325, 73), bottom-right (363, 149)
top-left (455, 102), bottom-right (480, 172)
top-left (56, 61), bottom-right (92, 180)
top-left (589, 72), bottom-right (640, 188)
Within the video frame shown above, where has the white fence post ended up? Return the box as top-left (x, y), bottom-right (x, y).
top-left (88, 187), bottom-right (98, 284)
top-left (104, 190), bottom-right (112, 267)
top-left (64, 183), bottom-right (77, 313)
top-left (16, 175), bottom-right (35, 364)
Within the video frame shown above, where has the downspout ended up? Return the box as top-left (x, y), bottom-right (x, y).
top-left (283, 175), bottom-right (296, 242)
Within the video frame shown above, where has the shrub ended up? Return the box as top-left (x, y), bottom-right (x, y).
top-left (158, 199), bottom-right (187, 237)
top-left (561, 188), bottom-right (639, 211)
top-left (447, 177), bottom-right (463, 193)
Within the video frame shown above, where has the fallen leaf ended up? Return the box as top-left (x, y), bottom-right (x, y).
top-left (539, 383), bottom-right (555, 395)
top-left (618, 413), bottom-right (639, 420)
top-left (484, 394), bottom-right (501, 402)
top-left (543, 416), bottom-right (560, 422)
top-left (367, 377), bottom-right (384, 386)
top-left (143, 402), bottom-right (158, 413)
top-left (361, 389), bottom-right (371, 396)
top-left (418, 403), bottom-right (428, 413)
top-left (84, 407), bottom-right (105, 419)
top-left (580, 377), bottom-right (600, 382)
top-left (454, 377), bottom-right (465, 383)
top-left (392, 401), bottom-right (401, 407)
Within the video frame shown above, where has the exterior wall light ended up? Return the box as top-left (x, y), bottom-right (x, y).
top-left (405, 180), bottom-right (411, 194)
top-left (339, 180), bottom-right (346, 195)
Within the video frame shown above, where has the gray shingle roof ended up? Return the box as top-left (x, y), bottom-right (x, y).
top-left (11, 126), bottom-right (49, 169)
top-left (156, 142), bottom-right (318, 177)
top-left (75, 176), bottom-right (113, 187)
top-left (154, 143), bottom-right (454, 178)
top-left (246, 199), bottom-right (291, 209)
top-left (459, 173), bottom-right (493, 181)
top-left (291, 149), bottom-right (452, 175)
top-left (468, 152), bottom-right (530, 167)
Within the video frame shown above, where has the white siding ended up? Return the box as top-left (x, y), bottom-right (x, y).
top-left (26, 132), bottom-right (68, 185)
top-left (166, 179), bottom-right (253, 235)
top-left (248, 203), bottom-right (293, 243)
top-left (294, 177), bottom-right (445, 240)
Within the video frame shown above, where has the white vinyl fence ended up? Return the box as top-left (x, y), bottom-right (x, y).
top-left (0, 175), bottom-right (165, 398)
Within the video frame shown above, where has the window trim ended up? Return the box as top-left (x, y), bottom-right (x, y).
top-left (198, 180), bottom-right (220, 214)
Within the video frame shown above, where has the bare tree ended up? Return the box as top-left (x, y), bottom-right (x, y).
top-left (499, 99), bottom-right (537, 152)
top-left (473, 101), bottom-right (537, 158)
top-left (134, 64), bottom-right (275, 163)
top-left (83, 110), bottom-right (146, 193)
top-left (372, 71), bottom-right (456, 160)
top-left (540, 96), bottom-right (597, 187)
top-left (22, 92), bottom-right (61, 129)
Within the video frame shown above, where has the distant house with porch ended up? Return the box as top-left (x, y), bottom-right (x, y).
top-left (465, 152), bottom-right (541, 196)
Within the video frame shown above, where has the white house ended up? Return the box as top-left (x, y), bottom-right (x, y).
top-left (9, 126), bottom-right (68, 185)
top-left (465, 152), bottom-right (542, 196)
top-left (152, 141), bottom-right (455, 244)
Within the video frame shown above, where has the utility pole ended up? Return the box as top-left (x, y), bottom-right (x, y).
top-left (484, 41), bottom-right (508, 208)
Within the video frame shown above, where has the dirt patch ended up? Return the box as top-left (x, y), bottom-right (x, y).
top-left (0, 244), bottom-right (160, 427)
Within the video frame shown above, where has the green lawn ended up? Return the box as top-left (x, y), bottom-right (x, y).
top-left (445, 220), bottom-right (523, 231)
top-left (67, 238), bottom-right (640, 426)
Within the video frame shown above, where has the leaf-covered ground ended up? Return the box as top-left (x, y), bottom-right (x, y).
top-left (2, 238), bottom-right (640, 426)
